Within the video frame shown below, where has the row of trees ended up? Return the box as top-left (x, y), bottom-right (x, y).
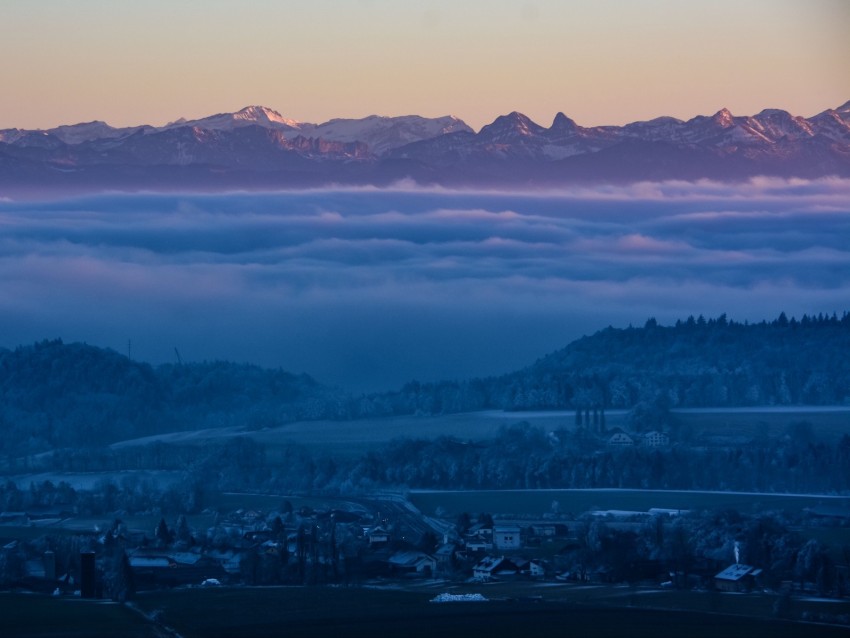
top-left (9, 420), bottom-right (850, 514)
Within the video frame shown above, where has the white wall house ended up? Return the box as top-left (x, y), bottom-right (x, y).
top-left (493, 525), bottom-right (522, 550)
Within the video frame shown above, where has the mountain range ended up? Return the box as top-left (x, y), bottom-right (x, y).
top-left (1, 102), bottom-right (849, 195)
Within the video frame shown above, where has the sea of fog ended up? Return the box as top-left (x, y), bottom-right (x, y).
top-left (1, 178), bottom-right (848, 392)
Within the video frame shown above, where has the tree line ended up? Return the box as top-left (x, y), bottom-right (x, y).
top-left (11, 421), bottom-right (850, 512)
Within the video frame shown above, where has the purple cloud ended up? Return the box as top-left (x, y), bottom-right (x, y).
top-left (0, 178), bottom-right (848, 390)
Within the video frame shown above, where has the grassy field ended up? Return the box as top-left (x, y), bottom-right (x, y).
top-left (106, 407), bottom-right (850, 461)
top-left (2, 582), bottom-right (848, 637)
top-left (129, 585), bottom-right (850, 638)
top-left (409, 488), bottom-right (850, 517)
top-left (426, 579), bottom-right (850, 620)
top-left (0, 593), bottom-right (157, 637)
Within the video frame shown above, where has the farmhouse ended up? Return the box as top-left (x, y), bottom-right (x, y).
top-left (464, 524), bottom-right (494, 552)
top-left (514, 558), bottom-right (546, 578)
top-left (714, 563), bottom-right (762, 592)
top-left (472, 556), bottom-right (518, 581)
top-left (387, 550), bottom-right (436, 577)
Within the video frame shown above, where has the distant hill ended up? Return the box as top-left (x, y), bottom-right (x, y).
top-left (367, 313), bottom-right (850, 415)
top-left (0, 339), bottom-right (341, 456)
top-left (1, 313), bottom-right (849, 456)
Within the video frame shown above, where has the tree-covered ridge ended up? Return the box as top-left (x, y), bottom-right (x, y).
top-left (1, 312), bottom-right (848, 456)
top-left (367, 312), bottom-right (850, 414)
top-left (0, 340), bottom-right (339, 455)
top-left (523, 312), bottom-right (850, 407)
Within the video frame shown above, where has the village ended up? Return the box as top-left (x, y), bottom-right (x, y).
top-left (1, 492), bottom-right (794, 601)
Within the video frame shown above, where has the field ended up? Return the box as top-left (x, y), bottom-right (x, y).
top-left (3, 581), bottom-right (849, 637)
top-left (129, 585), bottom-right (850, 638)
top-left (409, 488), bottom-right (850, 517)
top-left (0, 593), bottom-right (157, 637)
top-left (106, 406), bottom-right (850, 460)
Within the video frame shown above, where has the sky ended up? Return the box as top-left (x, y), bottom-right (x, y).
top-left (0, 0), bottom-right (848, 131)
top-left (1, 180), bottom-right (848, 392)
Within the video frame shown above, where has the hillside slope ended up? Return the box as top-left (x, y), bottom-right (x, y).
top-left (369, 313), bottom-right (850, 414)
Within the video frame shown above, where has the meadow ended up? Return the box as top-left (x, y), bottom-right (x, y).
top-left (131, 586), bottom-right (850, 638)
top-left (108, 406), bottom-right (850, 460)
top-left (0, 593), bottom-right (156, 637)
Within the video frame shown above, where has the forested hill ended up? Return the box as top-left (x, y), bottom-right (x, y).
top-left (1, 313), bottom-right (849, 455)
top-left (0, 340), bottom-right (341, 455)
top-left (363, 313), bottom-right (850, 415)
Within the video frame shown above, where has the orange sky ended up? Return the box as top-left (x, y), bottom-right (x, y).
top-left (1, 0), bottom-right (847, 130)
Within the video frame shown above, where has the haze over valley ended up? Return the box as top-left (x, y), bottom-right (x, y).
top-left (2, 175), bottom-right (848, 391)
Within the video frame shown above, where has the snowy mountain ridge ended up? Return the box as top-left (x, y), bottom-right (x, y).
top-left (1, 101), bottom-right (848, 194)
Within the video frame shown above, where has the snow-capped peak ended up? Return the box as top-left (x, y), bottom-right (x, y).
top-left (233, 105), bottom-right (301, 128)
top-left (293, 114), bottom-right (473, 155)
top-left (712, 108), bottom-right (734, 127)
top-left (162, 106), bottom-right (302, 132)
top-left (751, 109), bottom-right (813, 140)
top-left (480, 112), bottom-right (545, 139)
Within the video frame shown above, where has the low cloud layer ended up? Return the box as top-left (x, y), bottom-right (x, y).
top-left (1, 178), bottom-right (848, 391)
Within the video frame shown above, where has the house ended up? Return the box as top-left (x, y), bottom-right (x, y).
top-left (466, 523), bottom-right (493, 540)
top-left (464, 525), bottom-right (494, 552)
top-left (714, 563), bottom-right (762, 592)
top-left (644, 431), bottom-right (670, 447)
top-left (387, 550), bottom-right (436, 577)
top-left (493, 525), bottom-right (522, 550)
top-left (472, 556), bottom-right (518, 581)
top-left (607, 430), bottom-right (635, 447)
top-left (514, 558), bottom-right (546, 578)
top-left (367, 526), bottom-right (390, 547)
